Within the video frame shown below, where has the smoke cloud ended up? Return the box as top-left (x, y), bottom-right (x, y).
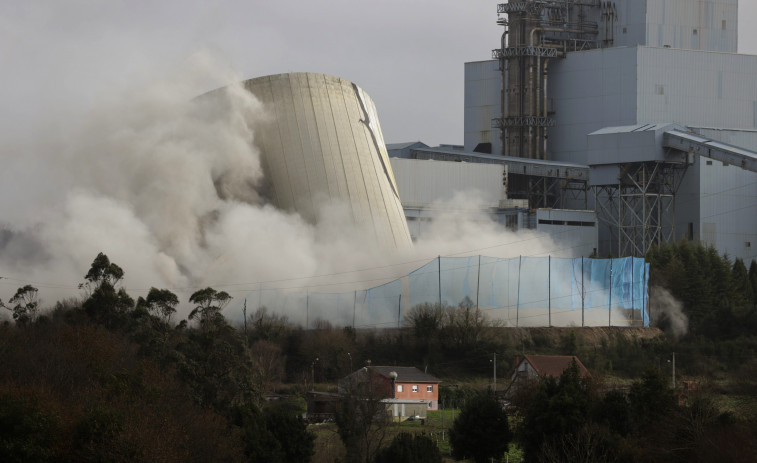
top-left (0, 52), bottom-right (571, 323)
top-left (648, 286), bottom-right (689, 339)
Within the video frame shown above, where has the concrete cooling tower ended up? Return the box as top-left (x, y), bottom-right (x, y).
top-left (241, 72), bottom-right (413, 250)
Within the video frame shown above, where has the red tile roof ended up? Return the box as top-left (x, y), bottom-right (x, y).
top-left (521, 355), bottom-right (591, 378)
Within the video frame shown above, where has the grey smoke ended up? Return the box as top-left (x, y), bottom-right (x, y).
top-left (0, 52), bottom-right (569, 322)
top-left (649, 285), bottom-right (689, 339)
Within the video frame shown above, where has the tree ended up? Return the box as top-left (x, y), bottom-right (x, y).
top-left (628, 368), bottom-right (677, 433)
top-left (249, 306), bottom-right (291, 343)
top-left (405, 302), bottom-right (444, 339)
top-left (443, 298), bottom-right (487, 348)
top-left (518, 360), bottom-right (594, 462)
top-left (264, 408), bottom-right (315, 463)
top-left (188, 287), bottom-right (232, 328)
top-left (449, 393), bottom-right (511, 463)
top-left (250, 340), bottom-right (285, 392)
top-left (82, 252), bottom-right (124, 290)
top-left (334, 373), bottom-right (391, 463)
top-left (1, 285), bottom-right (40, 325)
top-left (79, 253), bottom-right (134, 325)
top-left (140, 287), bottom-right (179, 324)
top-left (373, 432), bottom-right (443, 463)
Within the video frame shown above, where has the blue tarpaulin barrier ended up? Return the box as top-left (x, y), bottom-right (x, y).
top-left (233, 256), bottom-right (650, 328)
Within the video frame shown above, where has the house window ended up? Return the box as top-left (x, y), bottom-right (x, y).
top-left (397, 385), bottom-right (403, 393)
top-left (427, 385), bottom-right (433, 392)
top-left (412, 385), bottom-right (418, 393)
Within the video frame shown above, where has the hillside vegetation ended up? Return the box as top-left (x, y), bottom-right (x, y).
top-left (2, 241), bottom-right (757, 461)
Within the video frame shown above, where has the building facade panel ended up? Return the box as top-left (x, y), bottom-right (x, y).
top-left (464, 60), bottom-right (501, 154)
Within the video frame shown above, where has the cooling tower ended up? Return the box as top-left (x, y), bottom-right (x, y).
top-left (242, 72), bottom-right (412, 250)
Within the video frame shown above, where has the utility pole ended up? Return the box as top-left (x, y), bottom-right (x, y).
top-left (311, 357), bottom-right (319, 391)
top-left (242, 299), bottom-right (248, 345)
top-left (491, 353), bottom-right (497, 393)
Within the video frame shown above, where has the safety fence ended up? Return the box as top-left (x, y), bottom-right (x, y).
top-left (233, 256), bottom-right (649, 329)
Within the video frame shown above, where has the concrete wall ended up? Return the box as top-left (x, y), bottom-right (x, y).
top-left (547, 47), bottom-right (639, 165)
top-left (241, 73), bottom-right (413, 250)
top-left (612, 0), bottom-right (738, 52)
top-left (390, 158), bottom-right (505, 207)
top-left (464, 60), bottom-right (501, 155)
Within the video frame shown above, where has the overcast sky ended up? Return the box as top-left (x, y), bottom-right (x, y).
top-left (2, 0), bottom-right (757, 148)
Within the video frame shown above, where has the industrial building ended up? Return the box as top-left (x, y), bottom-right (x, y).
top-left (392, 0), bottom-right (757, 261)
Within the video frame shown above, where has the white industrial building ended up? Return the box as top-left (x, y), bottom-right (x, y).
top-left (454, 0), bottom-right (757, 261)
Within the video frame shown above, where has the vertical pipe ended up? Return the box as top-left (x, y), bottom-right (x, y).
top-left (618, 178), bottom-right (622, 257)
top-left (353, 290), bottom-right (357, 329)
top-left (548, 255), bottom-right (552, 327)
top-left (543, 60), bottom-right (549, 158)
top-left (501, 30), bottom-right (508, 156)
top-left (306, 289), bottom-right (309, 330)
top-left (536, 48), bottom-right (541, 159)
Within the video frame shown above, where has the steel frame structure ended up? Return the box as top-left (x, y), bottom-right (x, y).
top-left (495, 0), bottom-right (600, 160)
top-left (508, 175), bottom-right (588, 209)
top-left (593, 161), bottom-right (688, 257)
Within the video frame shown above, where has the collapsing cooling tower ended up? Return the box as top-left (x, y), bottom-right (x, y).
top-left (242, 72), bottom-right (412, 250)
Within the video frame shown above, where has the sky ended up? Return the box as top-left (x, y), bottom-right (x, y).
top-left (2, 0), bottom-right (757, 147)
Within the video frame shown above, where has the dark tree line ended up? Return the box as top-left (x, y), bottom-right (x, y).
top-left (510, 360), bottom-right (757, 463)
top-left (0, 252), bottom-right (314, 463)
top-left (647, 240), bottom-right (757, 339)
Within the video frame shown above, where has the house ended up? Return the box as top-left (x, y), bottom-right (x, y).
top-left (506, 355), bottom-right (591, 397)
top-left (339, 366), bottom-right (442, 411)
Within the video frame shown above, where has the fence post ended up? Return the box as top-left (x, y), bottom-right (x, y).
top-left (438, 255), bottom-right (442, 308)
top-left (516, 256), bottom-right (522, 327)
top-left (476, 255), bottom-right (481, 311)
top-left (548, 255), bottom-right (552, 327)
top-left (608, 259), bottom-right (613, 327)
top-left (581, 257), bottom-right (585, 327)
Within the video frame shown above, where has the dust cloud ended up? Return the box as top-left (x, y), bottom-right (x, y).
top-left (0, 54), bottom-right (566, 321)
top-left (648, 286), bottom-right (689, 338)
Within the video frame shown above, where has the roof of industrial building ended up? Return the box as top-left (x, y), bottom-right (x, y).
top-left (386, 141), bottom-right (428, 150)
top-left (411, 146), bottom-right (589, 169)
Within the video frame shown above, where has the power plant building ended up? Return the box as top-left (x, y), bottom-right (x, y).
top-left (459, 0), bottom-right (757, 261)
